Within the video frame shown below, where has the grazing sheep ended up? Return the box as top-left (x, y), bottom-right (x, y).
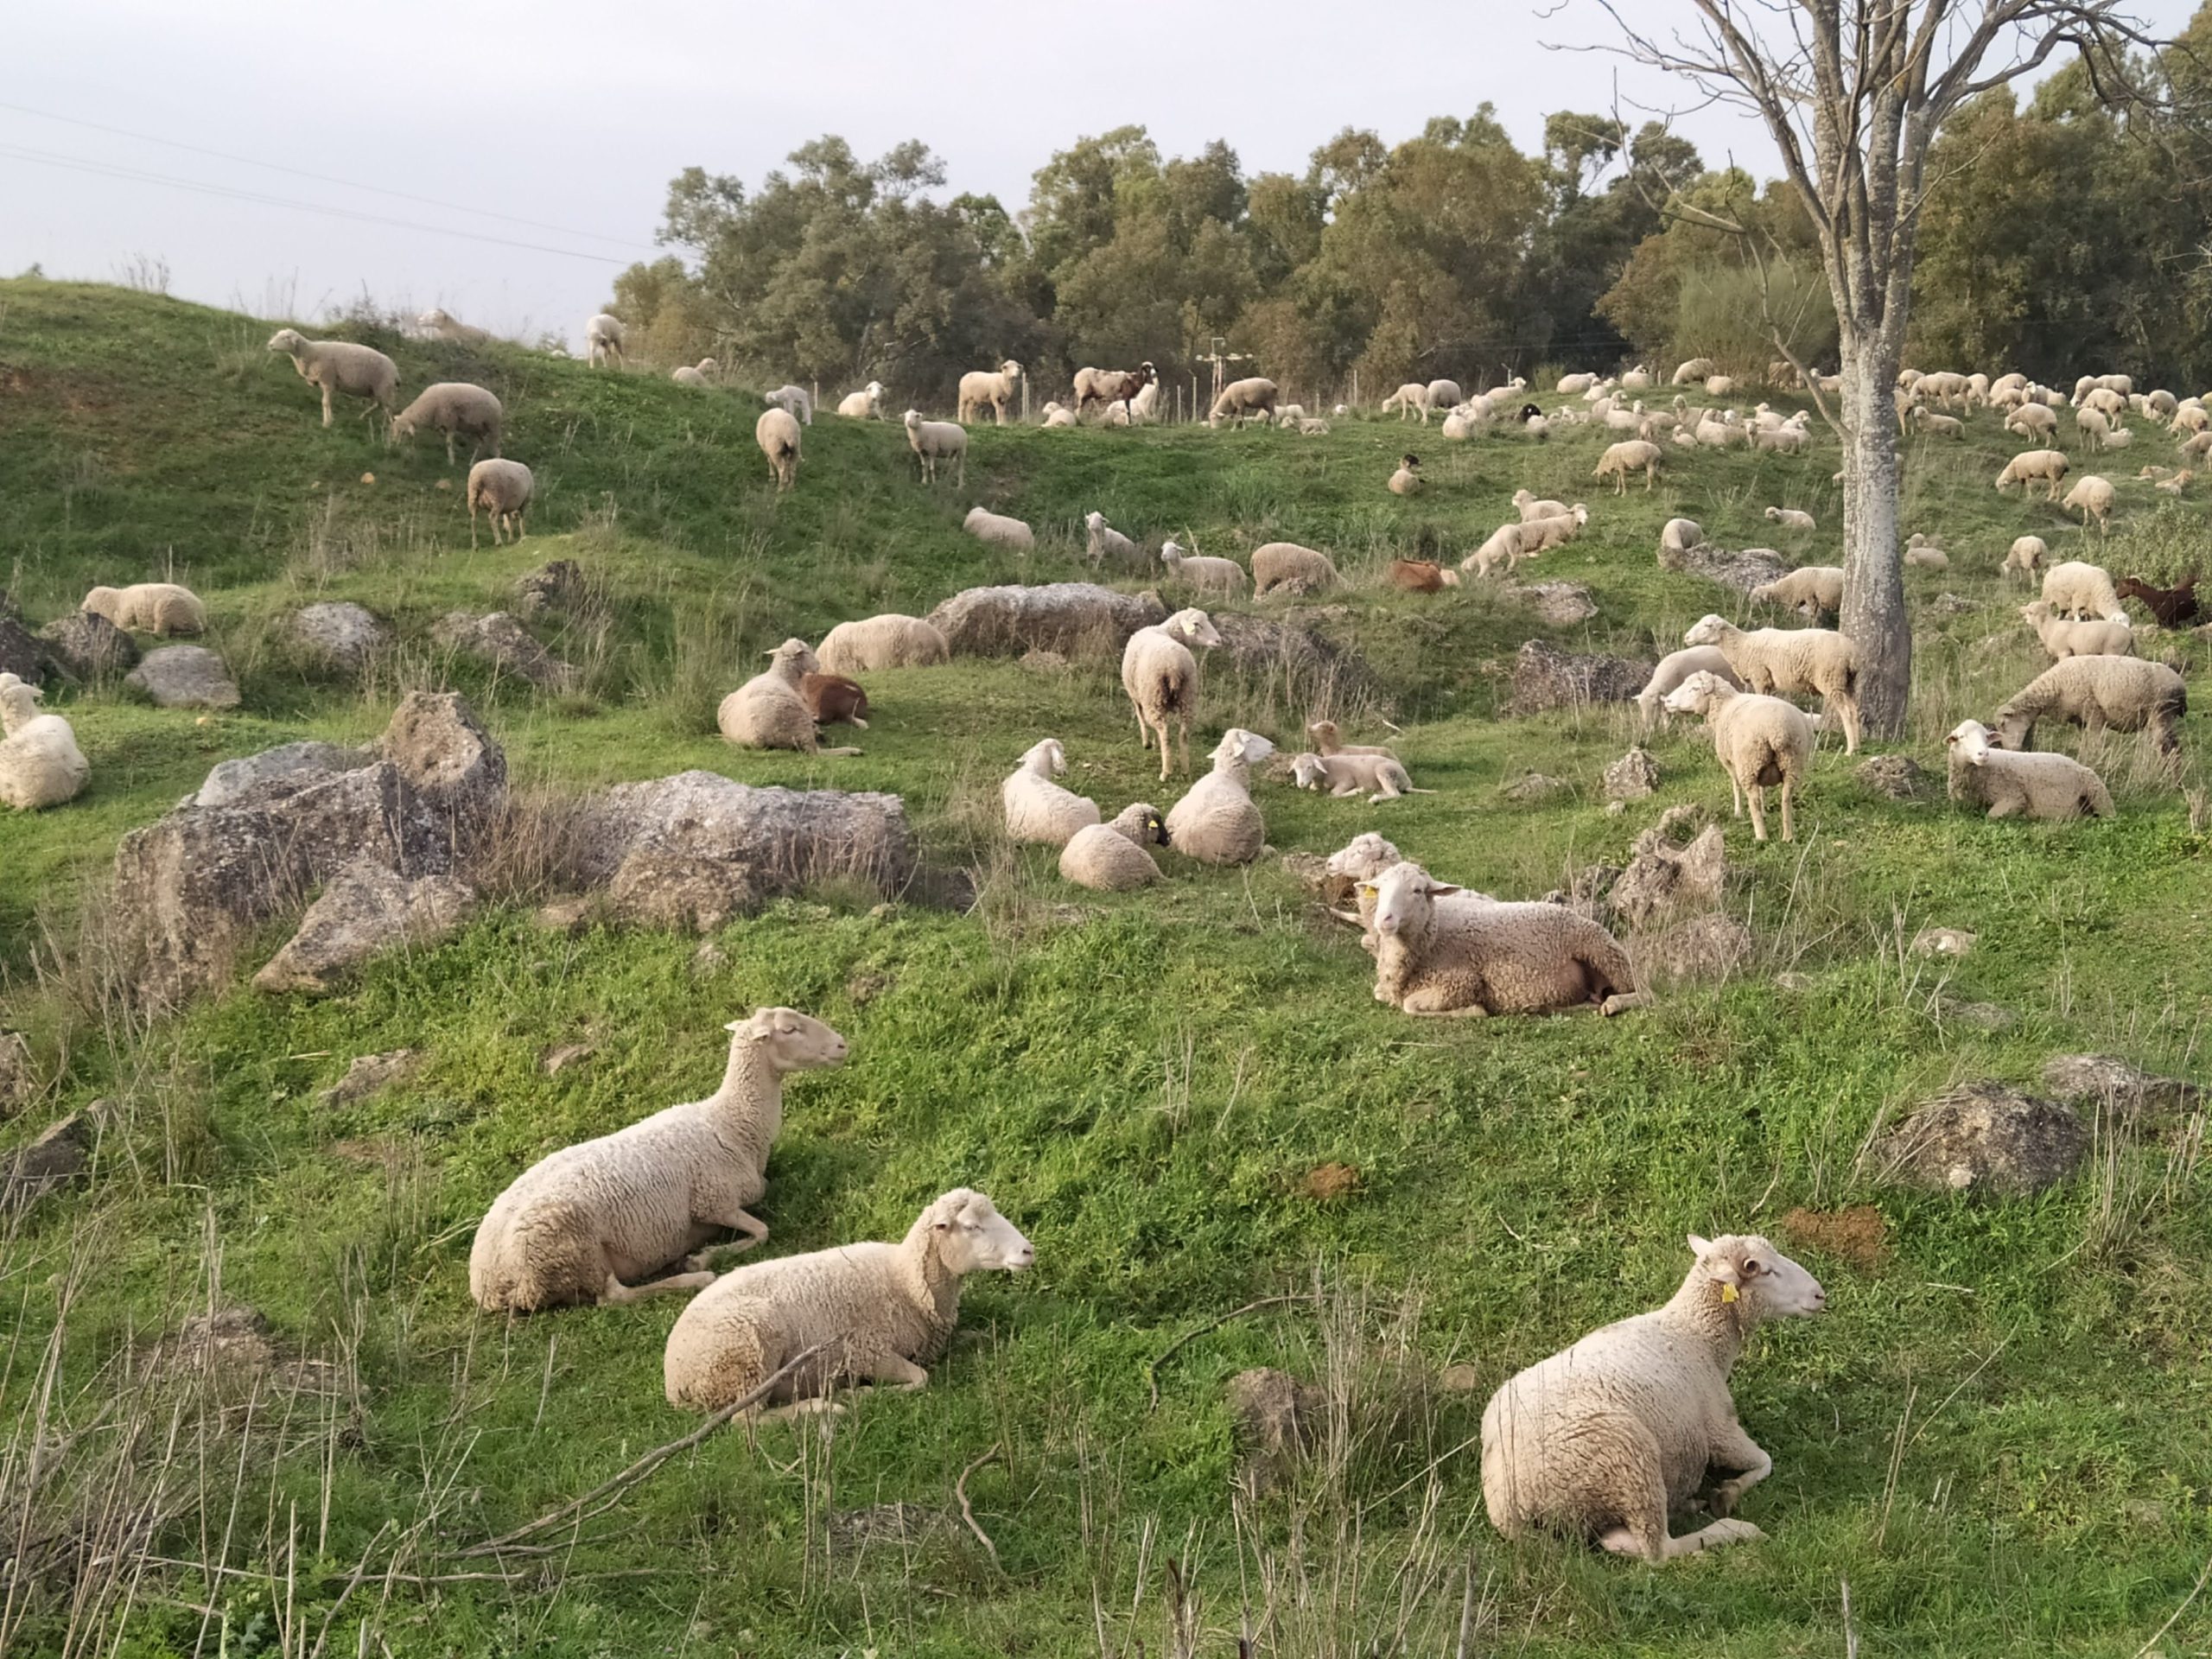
top-left (1662, 671), bottom-right (1813, 842)
top-left (468, 1008), bottom-right (848, 1312)
top-left (1072, 362), bottom-right (1155, 419)
top-left (1996, 656), bottom-right (2186, 754)
top-left (466, 459), bottom-right (533, 548)
top-left (2003, 536), bottom-right (2048, 582)
top-left (1996, 448), bottom-right (2070, 499)
top-left (0, 675), bottom-right (90, 810)
top-left (1084, 512), bottom-right (1137, 565)
top-left (1002, 738), bottom-right (1101, 845)
top-left (1945, 720), bottom-right (2112, 821)
top-left (1365, 862), bottom-right (1642, 1017)
top-left (1388, 454), bottom-right (1424, 496)
top-left (1764, 506), bottom-right (1816, 532)
top-left (816, 614), bottom-right (950, 675)
top-left (799, 671), bottom-right (869, 729)
top-left (1513, 488), bottom-right (1570, 522)
top-left (1060, 802), bottom-right (1170, 891)
top-left (2061, 474), bottom-right (2116, 530)
top-left (903, 410), bottom-right (968, 485)
top-left (764, 385), bottom-right (813, 424)
top-left (1207, 377), bottom-right (1279, 429)
top-left (1160, 539), bottom-right (1248, 598)
top-left (1386, 557), bottom-right (1460, 592)
top-left (1635, 646), bottom-right (1742, 734)
top-left (416, 307), bottom-right (490, 345)
top-left (2019, 600), bottom-right (2133, 662)
top-left (664, 1188), bottom-right (1032, 1412)
top-left (1658, 518), bottom-right (1704, 564)
top-left (390, 382), bottom-right (503, 465)
top-left (1671, 357), bottom-right (1718, 385)
top-left (81, 582), bottom-right (206, 637)
top-left (1481, 1233), bottom-right (1827, 1561)
top-left (964, 506), bottom-right (1034, 550)
top-left (718, 639), bottom-right (861, 755)
top-left (2005, 403), bottom-right (2060, 439)
top-left (1164, 728), bottom-right (1274, 865)
top-left (1904, 543), bottom-right (1949, 569)
top-left (836, 380), bottom-right (887, 419)
top-left (1250, 542), bottom-right (1339, 597)
top-left (958, 359), bottom-right (1024, 424)
top-left (2042, 560), bottom-right (2123, 621)
top-left (1465, 507), bottom-right (1589, 578)
top-left (1382, 382), bottom-right (1432, 422)
top-left (2181, 432), bottom-right (2212, 462)
top-left (756, 408), bottom-right (803, 492)
top-left (2114, 574), bottom-right (2200, 627)
top-left (1122, 608), bottom-right (1224, 780)
top-left (671, 358), bottom-right (717, 388)
top-left (1594, 440), bottom-right (1663, 493)
top-left (1748, 566), bottom-right (1843, 622)
top-left (1290, 751), bottom-right (1431, 803)
top-left (1682, 614), bottom-right (1863, 753)
top-left (585, 313), bottom-right (626, 368)
top-left (265, 328), bottom-right (399, 428)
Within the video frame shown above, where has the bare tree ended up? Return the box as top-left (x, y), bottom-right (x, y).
top-left (1587, 1), bottom-right (2164, 736)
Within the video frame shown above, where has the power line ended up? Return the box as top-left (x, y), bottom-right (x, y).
top-left (0, 98), bottom-right (652, 254)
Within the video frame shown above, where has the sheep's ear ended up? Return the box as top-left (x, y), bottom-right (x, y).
top-left (1688, 1233), bottom-right (1714, 1257)
top-left (1428, 883), bottom-right (1462, 897)
top-left (1739, 1254), bottom-right (1765, 1279)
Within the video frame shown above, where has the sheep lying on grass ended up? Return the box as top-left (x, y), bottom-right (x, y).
top-left (836, 381), bottom-right (886, 419)
top-left (1946, 720), bottom-right (2112, 820)
top-left (82, 582), bottom-right (206, 637)
top-left (1662, 671), bottom-right (1813, 842)
top-left (1365, 861), bottom-right (1643, 1017)
top-left (1306, 720), bottom-right (1394, 760)
top-left (964, 506), bottom-right (1034, 550)
top-left (1388, 454), bottom-right (1423, 496)
top-left (1060, 803), bottom-right (1170, 890)
top-left (266, 328), bottom-right (398, 427)
top-left (0, 673), bottom-right (90, 810)
top-left (1764, 506), bottom-right (1815, 531)
top-left (1122, 608), bottom-right (1223, 780)
top-left (1995, 655), bottom-right (2186, 754)
top-left (469, 1008), bottom-right (848, 1312)
top-left (1165, 728), bottom-right (1274, 865)
top-left (799, 671), bottom-right (868, 729)
top-left (1682, 614), bottom-right (1863, 753)
top-left (1291, 752), bottom-right (1433, 803)
top-left (816, 614), bottom-right (950, 675)
top-left (1481, 1233), bottom-right (1827, 1561)
top-left (1386, 558), bottom-right (1459, 591)
top-left (1084, 512), bottom-right (1136, 565)
top-left (1161, 540), bottom-right (1248, 597)
top-left (2019, 600), bottom-right (2132, 661)
top-left (719, 640), bottom-right (861, 754)
top-left (1002, 738), bottom-right (1100, 846)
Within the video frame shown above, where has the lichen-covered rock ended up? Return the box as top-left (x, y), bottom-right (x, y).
top-left (925, 582), bottom-right (1166, 660)
top-left (605, 848), bottom-right (763, 933)
top-left (514, 558), bottom-right (587, 617)
top-left (320, 1048), bottom-right (423, 1106)
top-left (289, 602), bottom-right (389, 672)
top-left (126, 645), bottom-right (239, 709)
top-left (1501, 771), bottom-right (1570, 804)
top-left (253, 861), bottom-right (476, 995)
top-left (1912, 926), bottom-right (1976, 958)
top-left (2041, 1054), bottom-right (2202, 1123)
top-left (432, 610), bottom-right (578, 690)
top-left (38, 611), bottom-right (137, 681)
top-left (1857, 754), bottom-right (1927, 801)
top-left (1636, 912), bottom-right (1753, 982)
top-left (3, 1103), bottom-right (106, 1211)
top-left (1871, 1081), bottom-right (2087, 1196)
top-left (1510, 582), bottom-right (1598, 626)
top-left (194, 742), bottom-right (371, 808)
top-left (1506, 639), bottom-right (1650, 715)
top-left (377, 690), bottom-right (507, 847)
top-left (1604, 747), bottom-right (1661, 800)
top-left (1669, 543), bottom-right (1789, 593)
top-left (0, 617), bottom-right (51, 684)
top-left (1608, 810), bottom-right (1726, 926)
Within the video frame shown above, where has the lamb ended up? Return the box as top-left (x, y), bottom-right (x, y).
top-left (264, 328), bottom-right (399, 428)
top-left (670, 359), bottom-right (715, 389)
top-left (1753, 423), bottom-right (1809, 455)
top-left (1388, 454), bottom-right (1424, 496)
top-left (1249, 542), bottom-right (1340, 597)
top-left (836, 380), bottom-right (887, 419)
top-left (585, 313), bottom-right (626, 368)
top-left (1440, 407), bottom-right (1480, 441)
top-left (816, 614), bottom-right (950, 675)
top-left (1658, 518), bottom-right (1704, 563)
top-left (80, 582), bottom-right (207, 637)
top-left (1945, 719), bottom-right (2112, 821)
top-left (1513, 488), bottom-right (1569, 522)
top-left (1480, 1233), bottom-right (1826, 1562)
top-left (467, 1008), bottom-right (848, 1312)
top-left (964, 506), bottom-right (1034, 550)
top-left (0, 675), bottom-right (90, 810)
top-left (1995, 655), bottom-right (2186, 754)
top-left (1207, 377), bottom-right (1279, 428)
top-left (1122, 608), bottom-right (1224, 779)
top-left (389, 382), bottom-right (503, 465)
top-left (1386, 557), bottom-right (1461, 592)
top-left (663, 1188), bottom-right (1032, 1412)
top-left (1464, 509), bottom-right (1588, 577)
top-left (756, 408), bottom-right (803, 492)
top-left (1306, 721), bottom-right (1395, 763)
top-left (2041, 560), bottom-right (2123, 621)
top-left (1160, 539), bottom-right (1248, 598)
top-left (1084, 511), bottom-right (1137, 565)
top-left (1681, 614), bottom-right (1863, 753)
top-left (904, 410), bottom-right (968, 485)
top-left (1002, 738), bottom-right (1101, 845)
top-left (1163, 728), bottom-right (1274, 865)
top-left (1290, 751), bottom-right (1431, 804)
top-left (1996, 448), bottom-right (2070, 499)
top-left (1904, 543), bottom-right (1948, 569)
top-left (1635, 646), bottom-right (1743, 734)
top-left (2114, 574), bottom-right (2200, 627)
top-left (1662, 671), bottom-right (1814, 842)
top-left (2156, 469), bottom-right (2196, 494)
top-left (799, 671), bottom-right (869, 728)
top-left (2003, 536), bottom-right (2048, 582)
top-left (416, 307), bottom-right (490, 345)
top-left (760, 384), bottom-right (812, 425)
top-left (718, 639), bottom-right (861, 755)
top-left (1594, 440), bottom-right (1664, 493)
top-left (1764, 506), bottom-right (1816, 531)
top-left (1039, 401), bottom-right (1077, 429)
top-left (1747, 566), bottom-right (1844, 622)
top-left (2061, 474), bottom-right (2115, 530)
top-left (957, 359), bottom-right (1023, 424)
top-left (466, 458), bottom-right (534, 547)
top-left (1072, 362), bottom-right (1155, 419)
top-left (1059, 803), bottom-right (1170, 891)
top-left (2019, 600), bottom-right (2133, 661)
top-left (1382, 382), bottom-right (1432, 422)
top-left (1364, 861), bottom-right (1642, 1017)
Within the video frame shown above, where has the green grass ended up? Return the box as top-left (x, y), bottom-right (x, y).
top-left (4, 280), bottom-right (2212, 1657)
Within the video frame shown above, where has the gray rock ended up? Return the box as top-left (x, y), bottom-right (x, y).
top-left (125, 645), bottom-right (239, 709)
top-left (1637, 912), bottom-right (1754, 982)
top-left (1506, 639), bottom-right (1650, 715)
top-left (195, 742), bottom-right (371, 808)
top-left (1209, 613), bottom-right (1382, 705)
top-left (1857, 754), bottom-right (1927, 801)
top-left (1225, 1367), bottom-right (1323, 1496)
top-left (1930, 593), bottom-right (1979, 616)
top-left (320, 1048), bottom-right (423, 1106)
top-left (378, 690), bottom-right (507, 849)
top-left (605, 848), bottom-right (763, 933)
top-left (1605, 747), bottom-right (1661, 800)
top-left (926, 582), bottom-right (1166, 660)
top-left (515, 559), bottom-right (587, 617)
top-left (1510, 581), bottom-right (1599, 626)
top-left (1671, 543), bottom-right (1790, 594)
top-left (1871, 1081), bottom-right (2087, 1196)
top-left (1912, 926), bottom-right (1976, 958)
top-left (253, 861), bottom-right (475, 995)
top-left (2041, 1053), bottom-right (2202, 1123)
top-left (290, 602), bottom-right (389, 672)
top-left (432, 611), bottom-right (578, 690)
top-left (0, 617), bottom-right (51, 684)
top-left (1500, 771), bottom-right (1569, 804)
top-left (3, 1103), bottom-right (105, 1211)
top-left (1609, 810), bottom-right (1727, 926)
top-left (37, 612), bottom-right (137, 681)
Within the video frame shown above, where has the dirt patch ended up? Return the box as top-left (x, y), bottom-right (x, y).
top-left (1300, 1162), bottom-right (1361, 1202)
top-left (1783, 1205), bottom-right (1893, 1273)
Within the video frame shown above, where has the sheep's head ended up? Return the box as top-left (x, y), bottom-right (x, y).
top-left (1682, 613), bottom-right (1731, 648)
top-left (1306, 718), bottom-right (1340, 747)
top-left (1000, 360), bottom-right (1023, 380)
top-left (0, 675), bottom-right (41, 730)
top-left (1085, 511), bottom-right (1105, 531)
top-left (1944, 719), bottom-right (1997, 765)
top-left (902, 410), bottom-right (923, 430)
top-left (1366, 861), bottom-right (1457, 942)
top-left (1688, 1233), bottom-right (1826, 1322)
top-left (766, 638), bottom-right (818, 675)
top-left (1020, 738), bottom-right (1067, 778)
top-left (697, 357), bottom-right (718, 373)
top-left (1111, 802), bottom-right (1168, 847)
top-left (1511, 488), bottom-right (1532, 508)
top-left (1400, 454), bottom-right (1421, 469)
top-left (728, 1007), bottom-right (849, 1073)
top-left (1289, 753), bottom-right (1328, 790)
top-left (79, 588), bottom-right (123, 624)
top-left (2019, 600), bottom-right (2053, 625)
top-left (1662, 671), bottom-right (1729, 718)
top-left (1324, 832), bottom-right (1402, 881)
top-left (1211, 728), bottom-right (1274, 770)
top-left (1159, 540), bottom-right (1184, 566)
top-left (265, 328), bottom-right (305, 356)
top-left (925, 1189), bottom-right (1034, 1274)
top-left (1169, 609), bottom-right (1222, 649)
top-left (416, 308), bottom-right (450, 327)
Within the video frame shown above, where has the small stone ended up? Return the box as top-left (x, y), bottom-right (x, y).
top-left (542, 1042), bottom-right (594, 1077)
top-left (1912, 926), bottom-right (1976, 958)
top-left (1930, 593), bottom-right (1977, 615)
top-left (289, 602), bottom-right (389, 672)
top-left (1436, 1363), bottom-right (1484, 1395)
top-left (606, 849), bottom-right (762, 933)
top-left (431, 611), bottom-right (578, 690)
top-left (1226, 1367), bottom-right (1324, 1495)
top-left (2041, 1054), bottom-right (2202, 1124)
top-left (515, 559), bottom-right (587, 617)
top-left (1510, 581), bottom-right (1599, 626)
top-left (3, 1103), bottom-right (106, 1210)
top-left (126, 645), bottom-right (240, 709)
top-left (1610, 821), bottom-right (1727, 927)
top-left (1501, 771), bottom-right (1568, 804)
top-left (0, 617), bottom-right (42, 684)
top-left (1775, 971), bottom-right (1815, 992)
top-left (1605, 798), bottom-right (1626, 816)
top-left (1604, 747), bottom-right (1661, 801)
top-left (320, 1049), bottom-right (423, 1106)
top-left (533, 897), bottom-right (599, 935)
top-left (1857, 754), bottom-right (1927, 801)
top-left (1871, 1080), bottom-right (2087, 1197)
top-left (254, 863), bottom-right (476, 995)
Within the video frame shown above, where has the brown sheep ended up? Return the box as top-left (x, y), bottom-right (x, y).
top-left (800, 671), bottom-right (869, 729)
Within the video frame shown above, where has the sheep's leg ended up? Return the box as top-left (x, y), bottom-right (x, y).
top-left (445, 431), bottom-right (458, 467)
top-left (1704, 1423), bottom-right (1774, 1517)
top-left (597, 1268), bottom-right (715, 1306)
top-left (685, 1206), bottom-right (770, 1270)
top-left (1745, 781), bottom-right (1768, 842)
top-left (858, 1352), bottom-right (931, 1391)
top-left (1727, 772), bottom-right (1744, 821)
top-left (1133, 702), bottom-right (1151, 752)
top-left (1779, 776), bottom-right (1795, 842)
top-left (321, 385), bottom-right (334, 428)
top-left (1176, 712), bottom-right (1191, 778)
top-left (1154, 719), bottom-right (1173, 783)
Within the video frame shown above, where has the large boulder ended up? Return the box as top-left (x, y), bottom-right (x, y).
top-left (289, 602), bottom-right (389, 672)
top-left (195, 742), bottom-right (372, 808)
top-left (37, 612), bottom-right (137, 681)
top-left (0, 617), bottom-right (50, 684)
top-left (1870, 1081), bottom-right (2087, 1196)
top-left (253, 861), bottom-right (476, 995)
top-left (126, 645), bottom-right (239, 709)
top-left (1606, 807), bottom-right (1727, 926)
top-left (926, 582), bottom-right (1166, 660)
top-left (431, 611), bottom-right (578, 690)
top-left (1505, 639), bottom-right (1649, 715)
top-left (1669, 543), bottom-right (1790, 594)
top-left (378, 690), bottom-right (508, 847)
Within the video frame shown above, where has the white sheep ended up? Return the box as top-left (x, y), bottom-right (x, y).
top-left (1748, 566), bottom-right (1843, 621)
top-left (1002, 737), bottom-right (1101, 845)
top-left (2019, 599), bottom-right (2133, 661)
top-left (0, 675), bottom-right (90, 810)
top-left (1945, 720), bottom-right (2113, 821)
top-left (1365, 861), bottom-right (1642, 1017)
top-left (1481, 1233), bottom-right (1827, 1561)
top-left (1306, 719), bottom-right (1395, 760)
top-left (81, 582), bottom-right (206, 637)
top-left (1060, 802), bottom-right (1170, 891)
top-left (1122, 608), bottom-right (1224, 780)
top-left (756, 408), bottom-right (803, 493)
top-left (468, 1008), bottom-right (848, 1311)
top-left (1594, 440), bottom-right (1663, 493)
top-left (1912, 407), bottom-right (1965, 440)
top-left (1084, 511), bottom-right (1137, 565)
top-left (1764, 506), bottom-right (1816, 532)
top-left (1996, 448), bottom-right (2070, 499)
top-left (1290, 751), bottom-right (1432, 804)
top-left (718, 639), bottom-right (861, 755)
top-left (416, 307), bottom-right (490, 345)
top-left (265, 327), bottom-right (399, 428)
top-left (1160, 539), bottom-right (1247, 598)
top-left (390, 382), bottom-right (503, 465)
top-left (2005, 403), bottom-right (2060, 440)
top-left (1996, 655), bottom-right (2186, 754)
top-left (1671, 357), bottom-right (1718, 385)
top-left (2061, 474), bottom-right (2115, 530)
top-left (1635, 646), bottom-right (1742, 734)
top-left (671, 358), bottom-right (718, 389)
top-left (1662, 671), bottom-right (1814, 842)
top-left (957, 359), bottom-right (1023, 424)
top-left (1682, 614), bottom-right (1863, 753)
top-left (1513, 488), bottom-right (1569, 522)
top-left (2041, 560), bottom-right (2123, 620)
top-left (1556, 372), bottom-right (1598, 396)
top-left (764, 385), bottom-right (813, 424)
top-left (1129, 380), bottom-right (1161, 424)
top-left (836, 380), bottom-right (887, 419)
top-left (1249, 542), bottom-right (1339, 597)
top-left (964, 506), bottom-right (1034, 550)
top-left (663, 1187), bottom-right (1032, 1411)
top-left (1382, 382), bottom-right (1431, 422)
top-left (1387, 454), bottom-right (1423, 496)
top-left (904, 410), bottom-right (968, 485)
top-left (816, 614), bottom-right (950, 675)
top-left (2003, 536), bottom-right (2048, 581)
top-left (1164, 728), bottom-right (1274, 865)
top-left (1208, 378), bottom-right (1278, 428)
top-left (1463, 508), bottom-right (1587, 578)
top-left (585, 313), bottom-right (626, 368)
top-left (466, 459), bottom-right (533, 548)
top-left (1658, 518), bottom-right (1704, 563)
top-left (1427, 378), bottom-right (1465, 411)
top-left (1039, 400), bottom-right (1077, 429)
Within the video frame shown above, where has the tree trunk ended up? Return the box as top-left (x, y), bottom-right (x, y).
top-left (1836, 328), bottom-right (1911, 740)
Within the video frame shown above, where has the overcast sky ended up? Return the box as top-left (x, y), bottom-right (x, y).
top-left (7, 0), bottom-right (2191, 349)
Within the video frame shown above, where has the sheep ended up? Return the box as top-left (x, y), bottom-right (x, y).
top-left (1671, 357), bottom-right (1717, 385)
top-left (2019, 600), bottom-right (2133, 662)
top-left (955, 359), bottom-right (1022, 425)
top-left (389, 382), bottom-right (503, 465)
top-left (1995, 448), bottom-right (2070, 499)
top-left (1762, 506), bottom-right (1816, 534)
top-left (1274, 405), bottom-right (1308, 426)
top-left (468, 1008), bottom-right (849, 1312)
top-left (1250, 542), bottom-right (1339, 597)
top-left (1060, 802), bottom-right (1170, 891)
top-left (1208, 377), bottom-right (1280, 428)
top-left (1480, 1232), bottom-right (1827, 1562)
top-left (2005, 403), bottom-right (2060, 440)
top-left (1084, 511), bottom-right (1137, 565)
top-left (1904, 543), bottom-right (1948, 570)
top-left (1658, 518), bottom-right (1704, 564)
top-left (466, 459), bottom-right (533, 548)
top-left (1382, 382), bottom-right (1431, 422)
top-left (1427, 378), bottom-right (1464, 410)
top-left (1290, 751), bottom-right (1432, 804)
top-left (2114, 574), bottom-right (2200, 627)
top-left (1945, 720), bottom-right (2112, 821)
top-left (1556, 372), bottom-right (1598, 395)
top-left (2062, 474), bottom-right (2116, 530)
top-left (1513, 488), bottom-right (1569, 522)
top-left (2157, 468), bottom-right (2196, 493)
top-left (1704, 374), bottom-right (1737, 397)
top-left (2101, 426), bottom-right (2137, 453)
top-left (1072, 362), bottom-right (1155, 419)
top-left (1635, 646), bottom-right (1743, 734)
top-left (1364, 861), bottom-right (1643, 1017)
top-left (2182, 431), bottom-right (2212, 462)
top-left (1748, 566), bottom-right (1844, 622)
top-left (759, 385), bottom-right (812, 426)
top-left (1386, 558), bottom-right (1460, 592)
top-left (1002, 737), bottom-right (1101, 845)
top-left (1522, 410), bottom-right (1550, 441)
top-left (1039, 401), bottom-right (1077, 428)
top-left (1160, 539), bottom-right (1248, 598)
top-left (1130, 381), bottom-right (1162, 423)
top-left (1388, 454), bottom-right (1424, 495)
top-left (903, 410), bottom-right (968, 485)
top-left (1294, 417), bottom-right (1331, 435)
top-left (264, 327), bottom-right (399, 428)
top-left (585, 313), bottom-right (626, 368)
top-left (416, 307), bottom-right (490, 345)
top-left (671, 358), bottom-right (718, 389)
top-left (663, 1187), bottom-right (1032, 1412)
top-left (815, 614), bottom-right (950, 675)
top-left (756, 408), bottom-right (803, 493)
top-left (1439, 407), bottom-right (1480, 441)
top-left (2003, 536), bottom-right (2048, 581)
top-left (2042, 560), bottom-right (2123, 620)
top-left (1122, 608), bottom-right (1224, 780)
top-left (718, 639), bottom-right (861, 755)
top-left (964, 506), bottom-right (1034, 550)
top-left (0, 675), bottom-right (90, 811)
top-left (1662, 671), bottom-right (1814, 842)
top-left (836, 380), bottom-right (887, 418)
top-left (1594, 440), bottom-right (1663, 493)
top-left (1465, 508), bottom-right (1590, 578)
top-left (80, 582), bottom-right (206, 637)
top-left (799, 671), bottom-right (868, 729)
top-left (1163, 728), bottom-right (1274, 865)
top-left (1681, 614), bottom-right (1863, 753)
top-left (1996, 655), bottom-right (2186, 754)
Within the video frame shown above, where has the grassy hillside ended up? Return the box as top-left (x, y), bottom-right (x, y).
top-left (3, 279), bottom-right (2211, 1658)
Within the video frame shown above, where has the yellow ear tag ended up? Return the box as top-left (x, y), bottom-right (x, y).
top-left (1719, 1283), bottom-right (1739, 1304)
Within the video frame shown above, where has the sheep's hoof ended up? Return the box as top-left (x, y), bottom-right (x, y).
top-left (1600, 991), bottom-right (1651, 1017)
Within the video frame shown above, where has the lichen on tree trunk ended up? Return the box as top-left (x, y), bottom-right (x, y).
top-left (1837, 333), bottom-right (1911, 740)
